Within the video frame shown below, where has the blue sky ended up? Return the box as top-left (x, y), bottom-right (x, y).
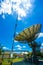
top-left (0, 0), bottom-right (43, 52)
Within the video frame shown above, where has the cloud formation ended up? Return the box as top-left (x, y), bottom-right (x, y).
top-left (15, 45), bottom-right (22, 50)
top-left (15, 45), bottom-right (21, 47)
top-left (3, 46), bottom-right (9, 50)
top-left (22, 52), bottom-right (28, 54)
top-left (0, 0), bottom-right (34, 20)
top-left (23, 46), bottom-right (26, 48)
top-left (38, 33), bottom-right (43, 38)
top-left (18, 47), bottom-right (22, 50)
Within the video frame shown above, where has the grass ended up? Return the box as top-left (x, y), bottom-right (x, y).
top-left (13, 58), bottom-right (23, 62)
top-left (0, 58), bottom-right (23, 65)
top-left (2, 60), bottom-right (10, 65)
top-left (1, 58), bottom-right (43, 65)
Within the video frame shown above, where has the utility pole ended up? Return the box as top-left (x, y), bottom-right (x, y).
top-left (10, 15), bottom-right (18, 65)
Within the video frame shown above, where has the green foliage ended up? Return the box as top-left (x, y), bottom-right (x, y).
top-left (40, 53), bottom-right (43, 58)
top-left (27, 52), bottom-right (32, 57)
top-left (0, 44), bottom-right (2, 55)
top-left (1, 58), bottom-right (23, 65)
top-left (0, 49), bottom-right (1, 53)
top-left (35, 51), bottom-right (43, 59)
top-left (13, 54), bottom-right (17, 58)
top-left (0, 43), bottom-right (4, 55)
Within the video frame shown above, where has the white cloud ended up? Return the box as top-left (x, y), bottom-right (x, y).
top-left (2, 14), bottom-right (5, 19)
top-left (0, 0), bottom-right (34, 20)
top-left (23, 46), bottom-right (26, 48)
top-left (16, 32), bottom-right (19, 35)
top-left (18, 47), bottom-right (22, 50)
top-left (24, 52), bottom-right (28, 54)
top-left (41, 43), bottom-right (43, 46)
top-left (15, 45), bottom-right (21, 48)
top-left (3, 47), bottom-right (9, 50)
top-left (40, 44), bottom-right (43, 52)
top-left (38, 33), bottom-right (43, 38)
top-left (22, 52), bottom-right (28, 54)
top-left (14, 40), bottom-right (18, 42)
top-left (15, 45), bottom-right (22, 50)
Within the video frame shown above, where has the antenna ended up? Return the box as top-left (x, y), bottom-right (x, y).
top-left (14, 24), bottom-right (41, 42)
top-left (14, 24), bottom-right (42, 64)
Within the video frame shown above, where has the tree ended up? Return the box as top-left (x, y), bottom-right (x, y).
top-left (0, 43), bottom-right (4, 61)
top-left (0, 44), bottom-right (3, 55)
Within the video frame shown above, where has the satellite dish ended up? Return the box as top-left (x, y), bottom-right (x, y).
top-left (14, 24), bottom-right (41, 42)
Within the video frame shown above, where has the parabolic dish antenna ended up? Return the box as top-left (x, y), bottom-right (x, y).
top-left (14, 24), bottom-right (41, 42)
